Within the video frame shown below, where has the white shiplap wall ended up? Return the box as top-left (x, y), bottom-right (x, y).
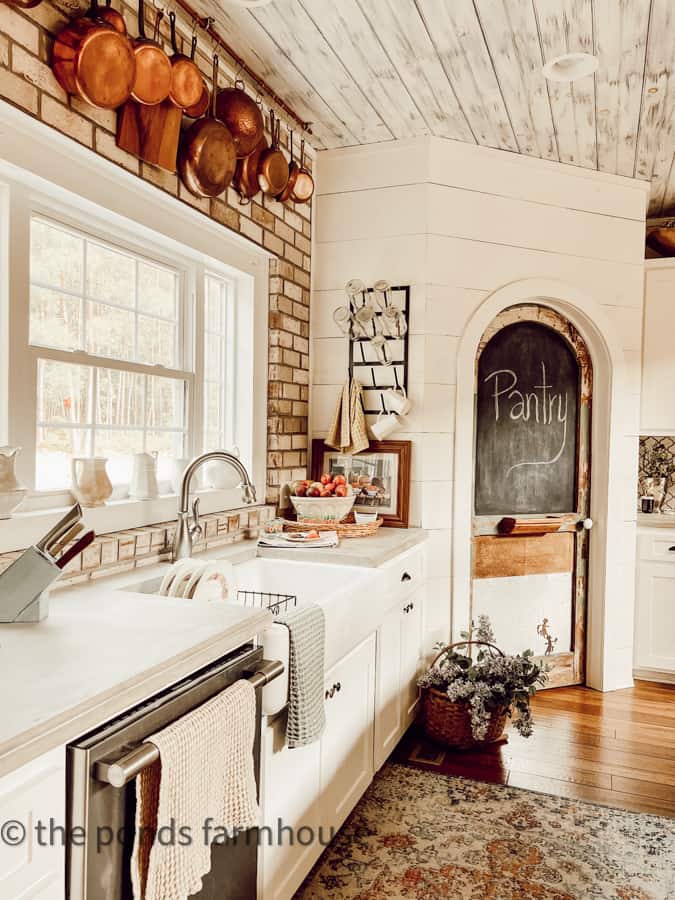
top-left (311, 137), bottom-right (648, 687)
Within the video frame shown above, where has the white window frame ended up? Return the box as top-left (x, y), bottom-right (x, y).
top-left (0, 100), bottom-right (270, 552)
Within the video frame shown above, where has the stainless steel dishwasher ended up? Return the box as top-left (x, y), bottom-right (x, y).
top-left (66, 644), bottom-right (283, 900)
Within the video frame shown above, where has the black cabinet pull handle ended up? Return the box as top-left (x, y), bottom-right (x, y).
top-left (336, 681), bottom-right (341, 692)
top-left (325, 682), bottom-right (341, 700)
top-left (401, 572), bottom-right (412, 582)
top-left (669, 546), bottom-right (675, 552)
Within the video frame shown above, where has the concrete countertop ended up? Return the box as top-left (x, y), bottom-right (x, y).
top-left (0, 526), bottom-right (426, 777)
top-left (637, 513), bottom-right (675, 530)
top-left (257, 526), bottom-right (427, 567)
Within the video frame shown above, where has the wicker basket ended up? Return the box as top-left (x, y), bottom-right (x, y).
top-left (421, 641), bottom-right (509, 750)
top-left (283, 514), bottom-right (383, 538)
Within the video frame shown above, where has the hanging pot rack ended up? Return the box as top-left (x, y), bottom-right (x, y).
top-left (170, 0), bottom-right (312, 136)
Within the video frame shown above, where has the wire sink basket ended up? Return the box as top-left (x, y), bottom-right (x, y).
top-left (237, 590), bottom-right (297, 617)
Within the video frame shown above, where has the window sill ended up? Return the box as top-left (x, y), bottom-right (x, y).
top-left (0, 488), bottom-right (252, 554)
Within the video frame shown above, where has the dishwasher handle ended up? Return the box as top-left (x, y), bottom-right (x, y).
top-left (95, 659), bottom-right (284, 788)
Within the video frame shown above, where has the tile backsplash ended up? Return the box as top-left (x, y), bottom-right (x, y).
top-left (0, 504), bottom-right (276, 589)
top-left (638, 436), bottom-right (675, 512)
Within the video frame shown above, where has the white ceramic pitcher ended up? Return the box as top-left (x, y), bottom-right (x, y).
top-left (71, 457), bottom-right (113, 508)
top-left (0, 446), bottom-right (27, 519)
top-left (130, 452), bottom-right (159, 500)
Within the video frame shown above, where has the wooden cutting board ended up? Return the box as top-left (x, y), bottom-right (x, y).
top-left (117, 99), bottom-right (182, 172)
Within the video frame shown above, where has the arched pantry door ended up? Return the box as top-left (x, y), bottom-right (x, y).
top-left (471, 306), bottom-right (592, 687)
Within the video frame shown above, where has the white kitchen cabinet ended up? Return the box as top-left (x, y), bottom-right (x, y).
top-left (320, 633), bottom-right (376, 832)
top-left (0, 746), bottom-right (66, 900)
top-left (373, 589), bottom-right (424, 770)
top-left (641, 264), bottom-right (675, 434)
top-left (635, 559), bottom-right (675, 677)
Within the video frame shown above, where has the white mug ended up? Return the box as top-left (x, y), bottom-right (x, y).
top-left (384, 385), bottom-right (411, 416)
top-left (371, 410), bottom-right (402, 441)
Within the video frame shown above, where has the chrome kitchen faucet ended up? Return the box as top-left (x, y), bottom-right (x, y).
top-left (172, 451), bottom-right (257, 561)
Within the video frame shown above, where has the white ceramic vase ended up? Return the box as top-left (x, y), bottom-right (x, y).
top-left (130, 452), bottom-right (159, 500)
top-left (71, 457), bottom-right (113, 508)
top-left (0, 446), bottom-right (27, 519)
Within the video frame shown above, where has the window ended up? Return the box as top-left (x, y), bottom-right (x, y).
top-left (203, 273), bottom-right (235, 453)
top-left (29, 217), bottom-right (188, 491)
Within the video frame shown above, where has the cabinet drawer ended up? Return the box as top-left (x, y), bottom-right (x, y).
top-left (382, 549), bottom-right (423, 600)
top-left (638, 533), bottom-right (675, 563)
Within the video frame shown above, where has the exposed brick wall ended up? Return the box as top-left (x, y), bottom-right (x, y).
top-left (0, 0), bottom-right (313, 507)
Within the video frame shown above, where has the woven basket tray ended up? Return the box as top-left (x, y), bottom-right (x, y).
top-left (283, 513), bottom-right (383, 538)
top-left (421, 641), bottom-right (509, 750)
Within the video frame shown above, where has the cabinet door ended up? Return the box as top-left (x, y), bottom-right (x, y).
top-left (400, 592), bottom-right (423, 728)
top-left (641, 270), bottom-right (675, 433)
top-left (374, 604), bottom-right (402, 771)
top-left (258, 715), bottom-right (322, 900)
top-left (320, 633), bottom-right (376, 832)
top-left (636, 562), bottom-right (675, 673)
top-left (0, 747), bottom-right (66, 900)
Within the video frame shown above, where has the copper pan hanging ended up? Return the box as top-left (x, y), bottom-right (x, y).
top-left (232, 134), bottom-right (267, 204)
top-left (129, 0), bottom-right (172, 106)
top-left (167, 11), bottom-right (202, 110)
top-left (258, 109), bottom-right (289, 197)
top-left (52, 0), bottom-right (136, 109)
top-left (184, 35), bottom-right (209, 118)
top-left (291, 137), bottom-right (315, 204)
top-left (277, 128), bottom-right (299, 203)
top-left (215, 76), bottom-right (264, 158)
top-left (99, 0), bottom-right (127, 34)
top-left (178, 55), bottom-right (237, 198)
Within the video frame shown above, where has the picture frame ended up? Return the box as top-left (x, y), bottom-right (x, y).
top-left (311, 439), bottom-right (411, 528)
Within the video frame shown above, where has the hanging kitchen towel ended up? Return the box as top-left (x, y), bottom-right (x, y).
top-left (131, 679), bottom-right (259, 900)
top-left (325, 377), bottom-right (369, 454)
top-left (275, 603), bottom-right (326, 748)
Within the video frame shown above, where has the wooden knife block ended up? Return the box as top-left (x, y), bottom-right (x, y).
top-left (117, 99), bottom-right (182, 172)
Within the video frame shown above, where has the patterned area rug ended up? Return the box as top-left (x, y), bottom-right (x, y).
top-left (296, 763), bottom-right (675, 899)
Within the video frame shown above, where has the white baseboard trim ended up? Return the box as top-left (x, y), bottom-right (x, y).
top-left (633, 667), bottom-right (675, 685)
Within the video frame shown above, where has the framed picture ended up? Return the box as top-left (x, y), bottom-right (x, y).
top-left (311, 439), bottom-right (411, 528)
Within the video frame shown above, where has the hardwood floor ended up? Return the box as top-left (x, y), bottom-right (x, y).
top-left (399, 680), bottom-right (675, 818)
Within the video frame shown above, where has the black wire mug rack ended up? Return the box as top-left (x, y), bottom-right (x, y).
top-left (348, 284), bottom-right (410, 416)
top-left (237, 590), bottom-right (297, 616)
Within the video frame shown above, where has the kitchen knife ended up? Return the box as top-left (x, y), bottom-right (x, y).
top-left (56, 530), bottom-right (95, 570)
top-left (49, 522), bottom-right (85, 560)
top-left (36, 503), bottom-right (83, 555)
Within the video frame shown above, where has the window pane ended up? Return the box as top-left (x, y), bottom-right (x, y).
top-left (204, 382), bottom-right (221, 434)
top-left (145, 375), bottom-right (184, 429)
top-left (86, 242), bottom-right (135, 307)
top-left (36, 426), bottom-right (91, 490)
top-left (85, 301), bottom-right (134, 360)
top-left (138, 262), bottom-right (177, 318)
top-left (205, 278), bottom-right (221, 331)
top-left (137, 316), bottom-right (176, 368)
top-left (205, 333), bottom-right (220, 373)
top-left (31, 219), bottom-right (83, 292)
top-left (96, 369), bottom-right (144, 427)
top-left (30, 287), bottom-right (80, 351)
top-left (203, 430), bottom-right (220, 453)
top-left (94, 429), bottom-right (143, 486)
top-left (146, 431), bottom-right (184, 482)
top-left (38, 360), bottom-right (90, 425)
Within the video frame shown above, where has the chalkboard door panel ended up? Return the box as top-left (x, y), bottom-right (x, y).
top-left (475, 322), bottom-right (579, 516)
top-left (471, 307), bottom-right (592, 689)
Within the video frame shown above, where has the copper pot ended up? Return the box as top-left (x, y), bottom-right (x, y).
top-left (130, 0), bottom-right (172, 106)
top-left (2, 0), bottom-right (42, 9)
top-left (52, 0), bottom-right (136, 109)
top-left (277, 128), bottom-right (299, 203)
top-left (184, 36), bottom-right (209, 118)
top-left (167, 11), bottom-right (202, 110)
top-left (646, 224), bottom-right (675, 257)
top-left (178, 55), bottom-right (237, 198)
top-left (215, 79), bottom-right (264, 158)
top-left (258, 110), bottom-right (289, 197)
top-left (99, 0), bottom-right (126, 34)
top-left (232, 135), bottom-right (267, 204)
top-left (291, 137), bottom-right (314, 204)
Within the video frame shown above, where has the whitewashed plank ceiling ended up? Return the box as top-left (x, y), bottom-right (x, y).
top-left (202, 0), bottom-right (675, 216)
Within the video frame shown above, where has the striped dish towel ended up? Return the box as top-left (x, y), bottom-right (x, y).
top-left (275, 604), bottom-right (326, 748)
top-left (131, 679), bottom-right (259, 900)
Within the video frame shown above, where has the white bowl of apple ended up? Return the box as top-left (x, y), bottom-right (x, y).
top-left (289, 475), bottom-right (356, 522)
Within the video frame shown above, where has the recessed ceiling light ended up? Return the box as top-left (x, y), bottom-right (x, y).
top-left (542, 52), bottom-right (599, 83)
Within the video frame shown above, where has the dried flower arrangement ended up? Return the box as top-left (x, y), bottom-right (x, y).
top-left (417, 616), bottom-right (548, 742)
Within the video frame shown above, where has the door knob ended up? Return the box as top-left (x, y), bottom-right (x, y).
top-left (582, 518), bottom-right (593, 530)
